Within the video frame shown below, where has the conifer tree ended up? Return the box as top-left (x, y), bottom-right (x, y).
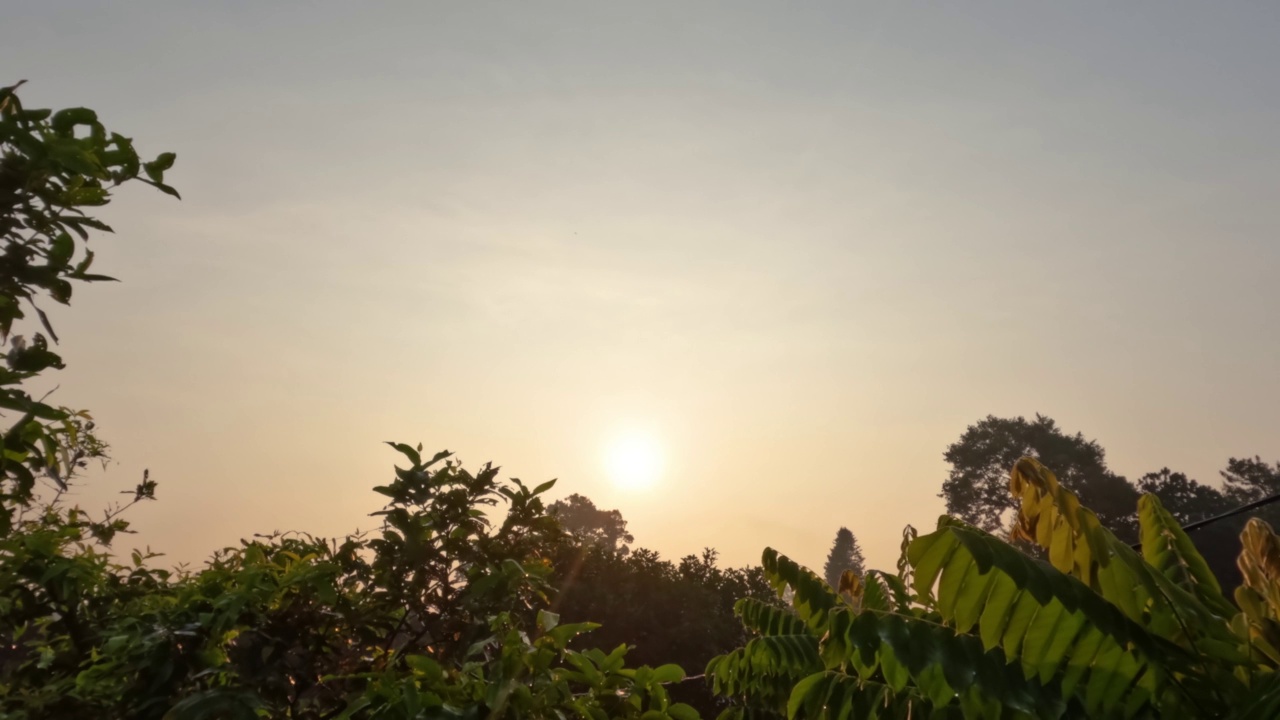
top-left (822, 526), bottom-right (866, 588)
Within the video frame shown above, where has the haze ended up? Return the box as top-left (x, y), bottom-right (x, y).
top-left (3, 2), bottom-right (1278, 574)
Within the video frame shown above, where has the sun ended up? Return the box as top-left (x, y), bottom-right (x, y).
top-left (604, 432), bottom-right (664, 491)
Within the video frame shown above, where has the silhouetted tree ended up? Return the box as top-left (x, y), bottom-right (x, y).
top-left (942, 414), bottom-right (1140, 541)
top-left (1222, 457), bottom-right (1280, 506)
top-left (549, 493), bottom-right (635, 554)
top-left (1137, 468), bottom-right (1232, 523)
top-left (822, 527), bottom-right (866, 589)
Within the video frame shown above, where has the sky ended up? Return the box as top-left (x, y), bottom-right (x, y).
top-left (3, 2), bottom-right (1279, 574)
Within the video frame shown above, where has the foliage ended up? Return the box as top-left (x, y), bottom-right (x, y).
top-left (0, 80), bottom-right (176, 536)
top-left (551, 541), bottom-right (778, 716)
top-left (709, 456), bottom-right (1280, 718)
top-left (3, 442), bottom-right (706, 719)
top-left (549, 494), bottom-right (635, 555)
top-left (820, 528), bottom-right (864, 593)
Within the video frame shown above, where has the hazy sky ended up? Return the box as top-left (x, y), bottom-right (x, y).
top-left (3, 2), bottom-right (1279, 574)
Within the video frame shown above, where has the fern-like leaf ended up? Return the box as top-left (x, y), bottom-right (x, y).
top-left (909, 516), bottom-right (1194, 717)
top-left (763, 547), bottom-right (840, 633)
top-left (821, 607), bottom-right (1080, 719)
top-left (736, 597), bottom-right (808, 637)
top-left (1138, 493), bottom-right (1236, 618)
top-left (1009, 457), bottom-right (1245, 673)
top-left (708, 634), bottom-right (823, 710)
top-left (787, 672), bottom-right (921, 720)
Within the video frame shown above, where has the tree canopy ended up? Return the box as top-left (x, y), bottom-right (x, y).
top-left (1223, 457), bottom-right (1280, 507)
top-left (941, 414), bottom-right (1139, 540)
top-left (550, 493), bottom-right (636, 555)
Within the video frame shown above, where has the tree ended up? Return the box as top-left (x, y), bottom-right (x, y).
top-left (708, 457), bottom-right (1280, 718)
top-left (1136, 467), bottom-right (1232, 523)
top-left (1223, 456), bottom-right (1280, 505)
top-left (821, 527), bottom-right (865, 589)
top-left (549, 492), bottom-right (635, 554)
top-left (1213, 456), bottom-right (1280, 581)
top-left (0, 86), bottom-right (700, 720)
top-left (942, 414), bottom-right (1140, 540)
top-left (0, 80), bottom-right (176, 535)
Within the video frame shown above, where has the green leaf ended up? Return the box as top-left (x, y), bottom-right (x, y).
top-left (762, 548), bottom-right (838, 632)
top-left (1139, 493), bottom-right (1235, 618)
top-left (406, 654), bottom-right (443, 682)
top-left (148, 180), bottom-right (182, 199)
top-left (548, 621), bottom-right (601, 648)
top-left (163, 690), bottom-right (259, 720)
top-left (51, 107), bottom-right (99, 135)
top-left (538, 609), bottom-right (560, 632)
top-left (144, 151), bottom-right (177, 182)
top-left (735, 597), bottom-right (807, 637)
top-left (667, 703), bottom-right (699, 720)
top-left (331, 697), bottom-right (372, 720)
top-left (652, 663), bottom-right (685, 684)
top-left (48, 233), bottom-right (74, 268)
top-left (386, 441), bottom-right (422, 467)
top-left (786, 672), bottom-right (828, 720)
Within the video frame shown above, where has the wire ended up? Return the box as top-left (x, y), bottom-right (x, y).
top-left (1182, 492), bottom-right (1280, 534)
top-left (1130, 491), bottom-right (1280, 550)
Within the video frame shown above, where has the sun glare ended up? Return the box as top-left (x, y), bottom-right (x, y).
top-left (605, 432), bottom-right (664, 491)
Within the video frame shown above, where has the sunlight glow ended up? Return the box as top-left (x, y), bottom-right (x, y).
top-left (605, 432), bottom-right (664, 491)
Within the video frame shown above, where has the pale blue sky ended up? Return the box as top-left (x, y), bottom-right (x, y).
top-left (3, 2), bottom-right (1279, 573)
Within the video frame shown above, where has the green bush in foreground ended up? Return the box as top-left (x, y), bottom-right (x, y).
top-left (707, 458), bottom-right (1280, 719)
